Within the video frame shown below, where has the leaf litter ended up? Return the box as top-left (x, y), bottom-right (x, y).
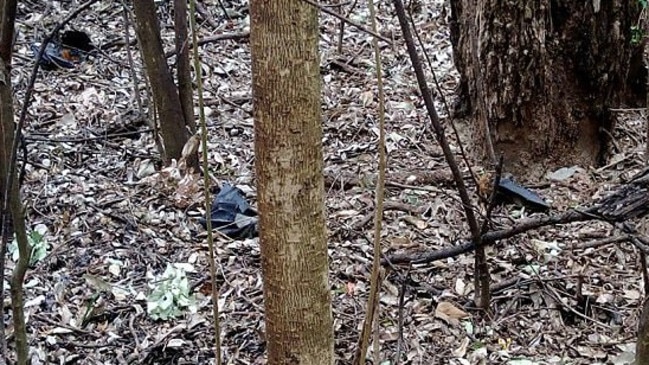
top-left (7, 0), bottom-right (649, 364)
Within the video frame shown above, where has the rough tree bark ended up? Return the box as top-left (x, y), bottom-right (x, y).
top-left (450, 1), bottom-right (640, 177)
top-left (133, 0), bottom-right (192, 166)
top-left (250, 0), bottom-right (335, 363)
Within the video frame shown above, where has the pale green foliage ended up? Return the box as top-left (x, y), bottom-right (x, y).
top-left (147, 263), bottom-right (197, 320)
top-left (9, 224), bottom-right (48, 265)
top-left (632, 0), bottom-right (649, 44)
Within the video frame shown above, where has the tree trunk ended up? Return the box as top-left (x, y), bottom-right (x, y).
top-left (250, 0), bottom-right (334, 363)
top-left (0, 3), bottom-right (29, 362)
top-left (173, 0), bottom-right (195, 133)
top-left (0, 57), bottom-right (22, 365)
top-left (450, 1), bottom-right (640, 177)
top-left (638, 296), bottom-right (649, 364)
top-left (0, 0), bottom-right (16, 65)
top-left (0, 2), bottom-right (28, 363)
top-left (133, 0), bottom-right (191, 165)
top-left (173, 0), bottom-right (198, 171)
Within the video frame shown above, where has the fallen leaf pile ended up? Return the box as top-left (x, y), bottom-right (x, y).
top-left (5, 1), bottom-right (648, 364)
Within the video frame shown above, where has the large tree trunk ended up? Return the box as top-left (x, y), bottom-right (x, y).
top-left (250, 0), bottom-right (334, 363)
top-left (133, 0), bottom-right (191, 166)
top-left (450, 1), bottom-right (640, 177)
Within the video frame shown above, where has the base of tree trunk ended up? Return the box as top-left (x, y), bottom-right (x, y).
top-left (450, 1), bottom-right (641, 178)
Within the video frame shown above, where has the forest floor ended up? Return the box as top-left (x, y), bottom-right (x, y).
top-left (5, 0), bottom-right (649, 364)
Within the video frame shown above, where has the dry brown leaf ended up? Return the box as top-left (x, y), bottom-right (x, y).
top-left (435, 301), bottom-right (470, 326)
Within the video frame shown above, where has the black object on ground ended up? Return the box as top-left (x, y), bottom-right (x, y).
top-left (199, 184), bottom-right (258, 239)
top-left (31, 30), bottom-right (94, 70)
top-left (60, 30), bottom-right (94, 52)
top-left (496, 177), bottom-right (551, 212)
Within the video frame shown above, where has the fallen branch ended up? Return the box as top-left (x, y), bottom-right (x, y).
top-left (324, 170), bottom-right (456, 191)
top-left (384, 208), bottom-right (597, 265)
top-left (23, 128), bottom-right (153, 143)
top-left (385, 175), bottom-right (649, 265)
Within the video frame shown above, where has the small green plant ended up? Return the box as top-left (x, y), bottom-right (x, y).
top-left (8, 224), bottom-right (48, 266)
top-left (632, 0), bottom-right (649, 44)
top-left (147, 263), bottom-right (197, 320)
top-left (632, 25), bottom-right (645, 44)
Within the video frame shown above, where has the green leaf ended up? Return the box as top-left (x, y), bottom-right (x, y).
top-left (147, 263), bottom-right (197, 320)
